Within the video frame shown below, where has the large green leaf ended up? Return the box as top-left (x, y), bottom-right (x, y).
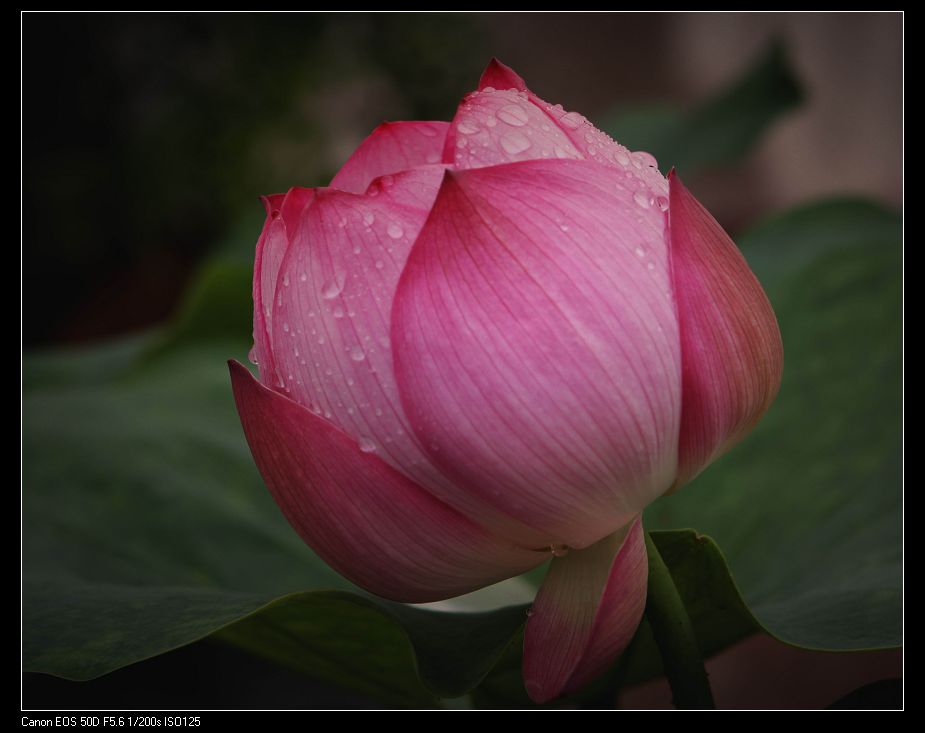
top-left (603, 42), bottom-right (803, 174)
top-left (22, 198), bottom-right (900, 706)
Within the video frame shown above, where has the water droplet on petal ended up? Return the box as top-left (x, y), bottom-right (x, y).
top-left (387, 222), bottom-right (404, 239)
top-left (375, 260), bottom-right (384, 270)
top-left (634, 151), bottom-right (659, 169)
top-left (481, 86), bottom-right (496, 93)
top-left (560, 111), bottom-right (583, 129)
top-left (321, 270), bottom-right (347, 299)
top-left (299, 272), bottom-right (308, 282)
top-left (282, 323), bottom-right (290, 333)
top-left (497, 104), bottom-right (529, 127)
top-left (656, 196), bottom-right (669, 212)
top-left (333, 304), bottom-right (345, 318)
top-left (633, 191), bottom-right (651, 209)
top-left (500, 131), bottom-right (531, 155)
top-left (485, 116), bottom-right (497, 128)
top-left (550, 544), bottom-right (570, 557)
top-left (526, 608), bottom-right (535, 618)
top-left (358, 436), bottom-right (376, 453)
top-left (247, 346), bottom-right (259, 365)
top-left (350, 345), bottom-right (366, 362)
top-left (635, 246), bottom-right (646, 258)
top-left (456, 120), bottom-right (479, 135)
top-left (362, 211), bottom-right (375, 226)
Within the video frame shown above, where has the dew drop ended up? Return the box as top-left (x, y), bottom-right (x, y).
top-left (634, 151), bottom-right (659, 169)
top-left (321, 270), bottom-right (347, 299)
top-left (375, 260), bottom-right (385, 270)
top-left (425, 152), bottom-right (441, 163)
top-left (456, 120), bottom-right (479, 135)
top-left (387, 221), bottom-right (404, 239)
top-left (419, 125), bottom-right (439, 138)
top-left (559, 224), bottom-right (569, 232)
top-left (635, 246), bottom-right (646, 258)
top-left (485, 116), bottom-right (497, 128)
top-left (560, 111), bottom-right (583, 129)
top-left (333, 304), bottom-right (345, 318)
top-left (550, 544), bottom-right (570, 557)
top-left (647, 261), bottom-right (655, 270)
top-left (481, 86), bottom-right (496, 93)
top-left (350, 345), bottom-right (366, 362)
top-left (247, 346), bottom-right (259, 365)
top-left (497, 104), bottom-right (529, 127)
top-left (362, 211), bottom-right (375, 226)
top-left (633, 191), bottom-right (651, 209)
top-left (358, 436), bottom-right (376, 453)
top-left (299, 272), bottom-right (308, 283)
top-left (282, 323), bottom-right (290, 333)
top-left (500, 131), bottom-right (531, 155)
top-left (656, 196), bottom-right (669, 212)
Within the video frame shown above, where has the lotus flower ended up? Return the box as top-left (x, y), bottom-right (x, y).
top-left (229, 59), bottom-right (783, 703)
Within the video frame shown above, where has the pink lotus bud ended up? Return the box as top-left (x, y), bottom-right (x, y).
top-left (230, 58), bottom-right (783, 703)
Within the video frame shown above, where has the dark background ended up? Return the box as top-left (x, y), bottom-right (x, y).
top-left (23, 13), bottom-right (901, 348)
top-left (22, 12), bottom-right (902, 709)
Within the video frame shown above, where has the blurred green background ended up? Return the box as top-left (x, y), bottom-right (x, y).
top-left (22, 13), bottom-right (902, 709)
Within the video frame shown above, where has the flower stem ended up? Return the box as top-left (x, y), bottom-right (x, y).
top-left (643, 531), bottom-right (716, 709)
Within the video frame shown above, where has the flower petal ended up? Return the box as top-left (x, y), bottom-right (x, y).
top-left (230, 360), bottom-right (543, 603)
top-left (268, 165), bottom-right (522, 536)
top-left (391, 160), bottom-right (680, 549)
top-left (449, 61), bottom-right (667, 200)
top-left (478, 57), bottom-right (528, 92)
top-left (523, 517), bottom-right (648, 703)
top-left (252, 188), bottom-right (315, 388)
top-left (669, 172), bottom-right (784, 487)
top-left (330, 121), bottom-right (449, 195)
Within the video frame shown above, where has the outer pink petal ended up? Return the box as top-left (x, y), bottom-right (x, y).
top-left (448, 60), bottom-right (667, 200)
top-left (669, 172), bottom-right (784, 487)
top-left (330, 121), bottom-right (449, 195)
top-left (523, 517), bottom-right (648, 703)
top-left (252, 188), bottom-right (315, 388)
top-left (230, 360), bottom-right (543, 603)
top-left (391, 160), bottom-right (680, 550)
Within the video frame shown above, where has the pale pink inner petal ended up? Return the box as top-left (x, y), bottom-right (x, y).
top-left (392, 160), bottom-right (680, 550)
top-left (443, 88), bottom-right (582, 168)
top-left (330, 121), bottom-right (449, 195)
top-left (447, 64), bottom-right (668, 203)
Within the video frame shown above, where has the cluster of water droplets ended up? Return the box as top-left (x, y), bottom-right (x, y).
top-left (261, 190), bottom-right (438, 473)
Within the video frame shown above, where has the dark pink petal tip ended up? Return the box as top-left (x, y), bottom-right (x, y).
top-left (478, 58), bottom-right (528, 91)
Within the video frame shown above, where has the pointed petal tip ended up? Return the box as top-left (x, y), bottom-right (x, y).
top-left (478, 57), bottom-right (528, 91)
